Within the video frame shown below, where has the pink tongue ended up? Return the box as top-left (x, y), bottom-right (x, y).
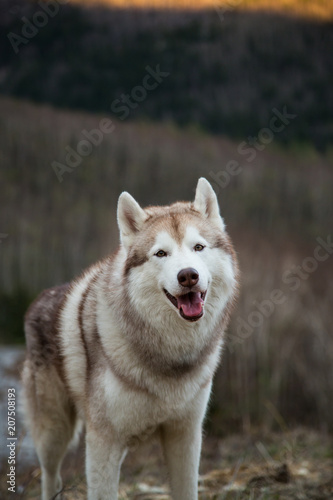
top-left (177, 292), bottom-right (203, 317)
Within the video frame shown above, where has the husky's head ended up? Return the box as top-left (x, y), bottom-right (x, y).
top-left (117, 178), bottom-right (238, 328)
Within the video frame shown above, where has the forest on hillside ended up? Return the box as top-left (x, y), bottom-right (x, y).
top-left (1, 0), bottom-right (333, 149)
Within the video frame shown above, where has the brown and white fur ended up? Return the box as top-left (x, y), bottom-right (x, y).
top-left (22, 178), bottom-right (239, 500)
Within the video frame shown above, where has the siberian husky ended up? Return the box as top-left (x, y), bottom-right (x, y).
top-left (22, 178), bottom-right (239, 500)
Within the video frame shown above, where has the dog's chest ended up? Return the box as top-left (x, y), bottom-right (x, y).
top-left (91, 368), bottom-right (199, 438)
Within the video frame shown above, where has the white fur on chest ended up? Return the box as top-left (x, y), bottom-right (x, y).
top-left (92, 367), bottom-right (212, 440)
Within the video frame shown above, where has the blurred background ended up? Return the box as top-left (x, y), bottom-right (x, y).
top-left (0, 0), bottom-right (333, 498)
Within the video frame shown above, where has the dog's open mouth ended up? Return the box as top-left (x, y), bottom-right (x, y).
top-left (164, 289), bottom-right (206, 322)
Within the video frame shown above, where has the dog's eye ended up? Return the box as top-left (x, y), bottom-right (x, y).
top-left (194, 244), bottom-right (205, 252)
top-left (155, 250), bottom-right (167, 258)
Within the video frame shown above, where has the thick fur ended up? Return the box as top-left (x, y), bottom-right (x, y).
top-left (22, 178), bottom-right (239, 500)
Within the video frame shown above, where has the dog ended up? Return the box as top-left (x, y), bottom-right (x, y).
top-left (22, 178), bottom-right (239, 500)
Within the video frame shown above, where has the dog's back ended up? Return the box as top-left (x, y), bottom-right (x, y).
top-left (24, 283), bottom-right (69, 371)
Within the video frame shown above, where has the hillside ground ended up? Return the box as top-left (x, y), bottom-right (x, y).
top-left (1, 428), bottom-right (332, 499)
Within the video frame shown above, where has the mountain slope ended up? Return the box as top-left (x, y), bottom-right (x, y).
top-left (1, 0), bottom-right (333, 149)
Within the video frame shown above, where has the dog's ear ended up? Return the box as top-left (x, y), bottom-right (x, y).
top-left (117, 192), bottom-right (146, 248)
top-left (193, 178), bottom-right (225, 230)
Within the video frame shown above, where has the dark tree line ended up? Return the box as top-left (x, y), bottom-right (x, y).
top-left (1, 0), bottom-right (333, 150)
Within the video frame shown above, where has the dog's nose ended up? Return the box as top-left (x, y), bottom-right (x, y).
top-left (177, 268), bottom-right (199, 288)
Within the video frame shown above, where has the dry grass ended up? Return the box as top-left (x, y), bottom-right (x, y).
top-left (215, 231), bottom-right (333, 433)
top-left (1, 427), bottom-right (332, 498)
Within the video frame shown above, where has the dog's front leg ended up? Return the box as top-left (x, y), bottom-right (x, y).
top-left (85, 426), bottom-right (127, 500)
top-left (161, 386), bottom-right (211, 500)
top-left (161, 416), bottom-right (203, 500)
